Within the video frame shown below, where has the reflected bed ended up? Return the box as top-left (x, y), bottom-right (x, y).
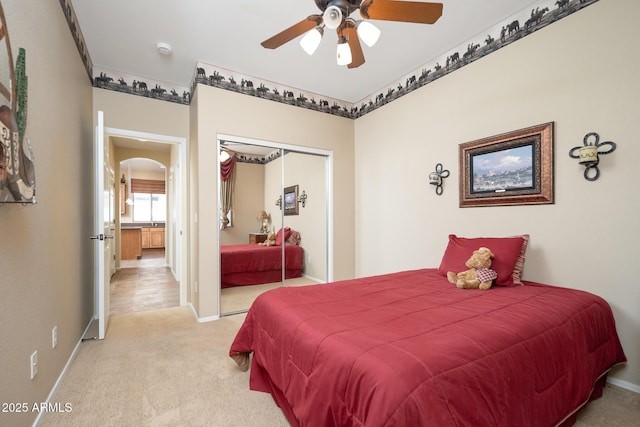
top-left (220, 243), bottom-right (304, 288)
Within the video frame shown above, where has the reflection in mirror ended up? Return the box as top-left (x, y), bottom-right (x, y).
top-left (282, 150), bottom-right (327, 286)
top-left (219, 139), bottom-right (329, 316)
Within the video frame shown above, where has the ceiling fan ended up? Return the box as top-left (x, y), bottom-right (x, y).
top-left (261, 0), bottom-right (443, 68)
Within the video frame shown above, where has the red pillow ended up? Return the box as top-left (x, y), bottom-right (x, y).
top-left (275, 227), bottom-right (291, 246)
top-left (511, 234), bottom-right (529, 285)
top-left (438, 234), bottom-right (526, 287)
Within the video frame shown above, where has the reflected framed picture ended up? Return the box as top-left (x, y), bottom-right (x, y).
top-left (284, 185), bottom-right (299, 216)
top-left (459, 122), bottom-right (554, 207)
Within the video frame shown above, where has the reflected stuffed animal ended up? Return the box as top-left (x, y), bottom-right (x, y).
top-left (447, 247), bottom-right (497, 290)
top-left (259, 232), bottom-right (276, 247)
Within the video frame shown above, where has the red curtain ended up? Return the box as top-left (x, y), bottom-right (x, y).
top-left (220, 156), bottom-right (236, 181)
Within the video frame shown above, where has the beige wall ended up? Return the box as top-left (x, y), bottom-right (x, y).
top-left (192, 85), bottom-right (355, 318)
top-left (93, 89), bottom-right (189, 138)
top-left (354, 0), bottom-right (639, 388)
top-left (0, 0), bottom-right (94, 425)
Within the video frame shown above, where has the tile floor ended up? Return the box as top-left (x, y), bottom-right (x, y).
top-left (110, 249), bottom-right (179, 315)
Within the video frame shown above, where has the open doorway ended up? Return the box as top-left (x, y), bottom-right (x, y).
top-left (107, 129), bottom-right (187, 315)
top-left (113, 157), bottom-right (175, 314)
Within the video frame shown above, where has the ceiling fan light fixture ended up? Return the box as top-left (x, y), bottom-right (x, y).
top-left (336, 39), bottom-right (352, 66)
top-left (300, 27), bottom-right (323, 55)
top-left (357, 21), bottom-right (381, 47)
top-left (323, 5), bottom-right (343, 30)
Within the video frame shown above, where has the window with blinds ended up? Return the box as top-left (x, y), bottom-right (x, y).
top-left (131, 179), bottom-right (165, 194)
top-left (131, 179), bottom-right (166, 222)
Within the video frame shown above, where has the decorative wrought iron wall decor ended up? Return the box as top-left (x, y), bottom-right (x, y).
top-left (429, 163), bottom-right (449, 195)
top-left (275, 186), bottom-right (307, 213)
top-left (569, 132), bottom-right (617, 181)
top-left (298, 190), bottom-right (308, 208)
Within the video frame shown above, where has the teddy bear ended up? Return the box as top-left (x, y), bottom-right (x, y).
top-left (447, 247), bottom-right (497, 290)
top-left (258, 231), bottom-right (276, 247)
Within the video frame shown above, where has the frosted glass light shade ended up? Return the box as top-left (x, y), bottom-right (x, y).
top-left (300, 28), bottom-right (323, 55)
top-left (336, 41), bottom-right (352, 65)
top-left (357, 21), bottom-right (381, 47)
top-left (323, 5), bottom-right (343, 30)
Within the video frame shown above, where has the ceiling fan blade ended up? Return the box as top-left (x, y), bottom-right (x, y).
top-left (360, 0), bottom-right (443, 24)
top-left (261, 15), bottom-right (323, 49)
top-left (343, 24), bottom-right (365, 69)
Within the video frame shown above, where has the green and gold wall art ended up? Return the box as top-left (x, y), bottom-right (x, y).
top-left (0, 1), bottom-right (36, 204)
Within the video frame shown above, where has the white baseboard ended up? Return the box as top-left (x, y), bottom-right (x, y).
top-left (32, 316), bottom-right (96, 426)
top-left (188, 303), bottom-right (220, 323)
top-left (607, 377), bottom-right (640, 394)
top-left (302, 273), bottom-right (325, 284)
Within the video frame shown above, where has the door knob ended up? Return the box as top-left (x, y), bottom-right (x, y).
top-left (90, 234), bottom-right (114, 240)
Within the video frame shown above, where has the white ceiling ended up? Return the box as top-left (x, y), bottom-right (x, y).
top-left (71, 0), bottom-right (542, 104)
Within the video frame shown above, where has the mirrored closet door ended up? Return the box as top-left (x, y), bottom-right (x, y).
top-left (218, 137), bottom-right (330, 316)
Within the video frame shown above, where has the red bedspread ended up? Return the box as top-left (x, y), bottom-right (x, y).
top-left (230, 269), bottom-right (626, 427)
top-left (221, 244), bottom-right (304, 288)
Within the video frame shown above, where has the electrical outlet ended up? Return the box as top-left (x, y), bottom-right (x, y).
top-left (30, 351), bottom-right (38, 380)
top-left (52, 326), bottom-right (57, 349)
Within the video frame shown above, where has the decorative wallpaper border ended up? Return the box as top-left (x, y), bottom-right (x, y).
top-left (352, 0), bottom-right (598, 118)
top-left (220, 141), bottom-right (282, 164)
top-left (62, 0), bottom-right (599, 117)
top-left (92, 66), bottom-right (191, 106)
top-left (59, 0), bottom-right (92, 79)
top-left (191, 63), bottom-right (353, 119)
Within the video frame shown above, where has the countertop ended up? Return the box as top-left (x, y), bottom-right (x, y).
top-left (121, 223), bottom-right (165, 230)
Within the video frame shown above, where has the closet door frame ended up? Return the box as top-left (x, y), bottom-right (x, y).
top-left (216, 133), bottom-right (333, 316)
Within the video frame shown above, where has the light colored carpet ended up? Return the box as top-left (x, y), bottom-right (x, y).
top-left (40, 307), bottom-right (287, 427)
top-left (40, 306), bottom-right (639, 426)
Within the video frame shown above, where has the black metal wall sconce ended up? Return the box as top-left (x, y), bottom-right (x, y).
top-left (275, 190), bottom-right (308, 209)
top-left (569, 132), bottom-right (617, 181)
top-left (429, 163), bottom-right (450, 195)
top-left (298, 190), bottom-right (307, 208)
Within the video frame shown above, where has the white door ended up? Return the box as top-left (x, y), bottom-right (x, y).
top-left (93, 111), bottom-right (113, 339)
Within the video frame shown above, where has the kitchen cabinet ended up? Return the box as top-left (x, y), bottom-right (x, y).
top-left (150, 227), bottom-right (165, 248)
top-left (141, 227), bottom-right (165, 249)
top-left (121, 228), bottom-right (142, 259)
top-left (141, 228), bottom-right (150, 248)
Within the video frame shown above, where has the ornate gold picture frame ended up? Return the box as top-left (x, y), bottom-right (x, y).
top-left (459, 122), bottom-right (554, 207)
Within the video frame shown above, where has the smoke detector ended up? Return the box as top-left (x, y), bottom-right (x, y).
top-left (156, 42), bottom-right (172, 56)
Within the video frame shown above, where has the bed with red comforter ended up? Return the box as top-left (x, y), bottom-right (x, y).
top-left (230, 268), bottom-right (626, 426)
top-left (221, 244), bottom-right (304, 288)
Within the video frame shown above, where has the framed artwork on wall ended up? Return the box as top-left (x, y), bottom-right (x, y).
top-left (459, 122), bottom-right (554, 207)
top-left (284, 185), bottom-right (299, 216)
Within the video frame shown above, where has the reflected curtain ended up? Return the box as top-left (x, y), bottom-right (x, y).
top-left (220, 156), bottom-right (236, 229)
